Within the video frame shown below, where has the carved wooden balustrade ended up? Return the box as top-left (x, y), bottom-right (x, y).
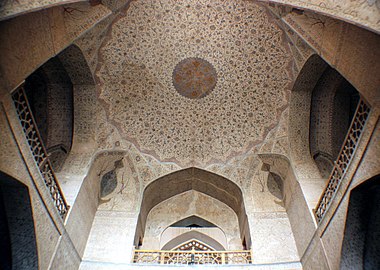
top-left (133, 249), bottom-right (253, 265)
top-left (12, 86), bottom-right (70, 220)
top-left (314, 98), bottom-right (371, 223)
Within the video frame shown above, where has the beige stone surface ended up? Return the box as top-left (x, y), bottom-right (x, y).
top-left (49, 233), bottom-right (81, 270)
top-left (0, 3), bottom-right (110, 92)
top-left (0, 0), bottom-right (84, 21)
top-left (249, 212), bottom-right (299, 264)
top-left (49, 2), bottom-right (111, 52)
top-left (143, 190), bottom-right (241, 250)
top-left (64, 165), bottom-right (100, 257)
top-left (301, 237), bottom-right (329, 270)
top-left (321, 196), bottom-right (349, 270)
top-left (0, 0), bottom-right (379, 269)
top-left (265, 0), bottom-right (380, 34)
top-left (0, 11), bottom-right (55, 90)
top-left (82, 211), bottom-right (138, 263)
top-left (281, 11), bottom-right (380, 104)
top-left (0, 103), bottom-right (64, 269)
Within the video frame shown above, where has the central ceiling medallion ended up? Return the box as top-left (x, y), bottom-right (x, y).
top-left (172, 58), bottom-right (217, 99)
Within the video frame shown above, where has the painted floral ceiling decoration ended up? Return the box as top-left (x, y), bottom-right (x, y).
top-left (173, 57), bottom-right (217, 99)
top-left (97, 0), bottom-right (292, 166)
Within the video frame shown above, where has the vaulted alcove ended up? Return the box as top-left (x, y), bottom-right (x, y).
top-left (134, 168), bottom-right (251, 251)
top-left (24, 55), bottom-right (74, 172)
top-left (309, 67), bottom-right (360, 178)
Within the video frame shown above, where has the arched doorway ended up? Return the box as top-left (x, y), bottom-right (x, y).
top-left (0, 172), bottom-right (38, 270)
top-left (340, 175), bottom-right (380, 270)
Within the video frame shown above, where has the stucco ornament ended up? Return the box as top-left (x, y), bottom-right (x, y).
top-left (97, 0), bottom-right (292, 166)
top-left (173, 57), bottom-right (217, 99)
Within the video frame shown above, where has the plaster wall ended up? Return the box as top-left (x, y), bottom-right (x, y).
top-left (248, 212), bottom-right (298, 264)
top-left (1, 92), bottom-right (98, 269)
top-left (56, 83), bottom-right (97, 205)
top-left (81, 151), bottom-right (141, 264)
top-left (0, 95), bottom-right (123, 269)
top-left (248, 169), bottom-right (299, 264)
top-left (82, 211), bottom-right (138, 264)
top-left (64, 162), bottom-right (100, 258)
top-left (0, 2), bottom-right (110, 96)
top-left (49, 232), bottom-right (81, 270)
top-left (281, 11), bottom-right (380, 105)
top-left (315, 117), bottom-right (380, 270)
top-left (256, 155), bottom-right (316, 261)
top-left (0, 104), bottom-right (63, 269)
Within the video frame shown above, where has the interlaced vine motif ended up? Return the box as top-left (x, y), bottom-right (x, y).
top-left (12, 87), bottom-right (69, 220)
top-left (314, 98), bottom-right (371, 223)
top-left (133, 249), bottom-right (252, 265)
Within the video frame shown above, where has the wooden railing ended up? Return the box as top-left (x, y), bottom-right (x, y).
top-left (12, 86), bottom-right (70, 220)
top-left (133, 249), bottom-right (253, 265)
top-left (314, 98), bottom-right (371, 223)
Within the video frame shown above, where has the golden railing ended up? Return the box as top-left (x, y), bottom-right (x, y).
top-left (12, 86), bottom-right (70, 220)
top-left (314, 98), bottom-right (371, 223)
top-left (133, 249), bottom-right (253, 265)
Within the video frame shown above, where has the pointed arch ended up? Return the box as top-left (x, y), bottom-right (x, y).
top-left (170, 216), bottom-right (217, 228)
top-left (289, 54), bottom-right (327, 178)
top-left (134, 167), bottom-right (251, 250)
top-left (162, 231), bottom-right (226, 251)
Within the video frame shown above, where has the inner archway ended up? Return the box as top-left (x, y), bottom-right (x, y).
top-left (143, 190), bottom-right (236, 250)
top-left (134, 167), bottom-right (251, 250)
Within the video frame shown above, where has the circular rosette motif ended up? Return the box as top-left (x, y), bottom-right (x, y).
top-left (97, 0), bottom-right (292, 165)
top-left (173, 58), bottom-right (217, 99)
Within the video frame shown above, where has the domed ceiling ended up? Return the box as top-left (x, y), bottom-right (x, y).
top-left (96, 0), bottom-right (293, 166)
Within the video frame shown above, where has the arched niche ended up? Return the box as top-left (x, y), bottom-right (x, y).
top-left (24, 56), bottom-right (73, 172)
top-left (0, 171), bottom-right (38, 270)
top-left (309, 67), bottom-right (360, 178)
top-left (162, 231), bottom-right (226, 251)
top-left (289, 54), bottom-right (327, 178)
top-left (24, 44), bottom-right (96, 175)
top-left (56, 44), bottom-right (97, 171)
top-left (23, 44), bottom-right (97, 204)
top-left (134, 167), bottom-right (251, 250)
top-left (340, 174), bottom-right (380, 270)
top-left (289, 54), bottom-right (361, 180)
